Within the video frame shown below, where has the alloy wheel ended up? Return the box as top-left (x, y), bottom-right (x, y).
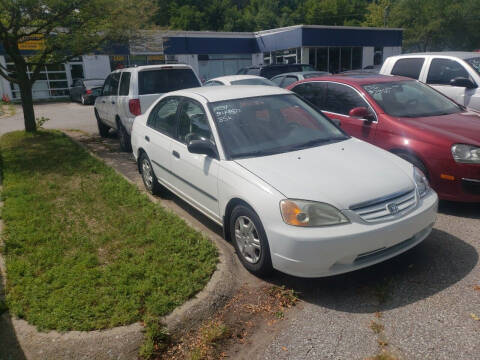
top-left (234, 216), bottom-right (262, 264)
top-left (141, 158), bottom-right (153, 190)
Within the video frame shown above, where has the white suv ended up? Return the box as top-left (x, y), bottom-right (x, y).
top-left (94, 64), bottom-right (201, 151)
top-left (380, 52), bottom-right (480, 112)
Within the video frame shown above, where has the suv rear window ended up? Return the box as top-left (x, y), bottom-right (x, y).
top-left (138, 68), bottom-right (200, 95)
top-left (391, 58), bottom-right (425, 79)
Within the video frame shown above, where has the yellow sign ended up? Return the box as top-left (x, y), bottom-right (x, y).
top-left (113, 55), bottom-right (126, 61)
top-left (147, 55), bottom-right (165, 61)
top-left (18, 34), bottom-right (45, 51)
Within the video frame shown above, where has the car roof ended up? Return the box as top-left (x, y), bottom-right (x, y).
top-left (169, 85), bottom-right (290, 102)
top-left (208, 75), bottom-right (266, 82)
top-left (389, 52), bottom-right (480, 60)
top-left (291, 74), bottom-right (412, 86)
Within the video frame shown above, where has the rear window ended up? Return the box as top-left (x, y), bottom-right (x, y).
top-left (138, 68), bottom-right (200, 95)
top-left (391, 58), bottom-right (425, 79)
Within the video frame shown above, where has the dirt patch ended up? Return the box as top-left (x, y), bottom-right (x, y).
top-left (157, 284), bottom-right (298, 360)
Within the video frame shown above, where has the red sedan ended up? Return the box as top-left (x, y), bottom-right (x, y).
top-left (287, 74), bottom-right (480, 202)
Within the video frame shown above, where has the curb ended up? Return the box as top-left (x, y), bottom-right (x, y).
top-left (0, 131), bottom-right (239, 359)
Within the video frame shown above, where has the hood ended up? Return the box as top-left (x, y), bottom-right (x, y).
top-left (234, 138), bottom-right (415, 209)
top-left (399, 110), bottom-right (480, 146)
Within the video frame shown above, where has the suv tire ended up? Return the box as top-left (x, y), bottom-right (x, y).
top-left (117, 120), bottom-right (132, 152)
top-left (95, 110), bottom-right (110, 138)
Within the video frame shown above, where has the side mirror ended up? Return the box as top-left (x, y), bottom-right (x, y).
top-left (349, 107), bottom-right (375, 122)
top-left (450, 77), bottom-right (477, 89)
top-left (187, 138), bottom-right (218, 158)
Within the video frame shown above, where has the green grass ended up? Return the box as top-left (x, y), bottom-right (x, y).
top-left (0, 130), bottom-right (218, 334)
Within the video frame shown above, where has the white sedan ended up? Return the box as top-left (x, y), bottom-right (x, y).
top-left (203, 75), bottom-right (277, 87)
top-left (131, 86), bottom-right (438, 278)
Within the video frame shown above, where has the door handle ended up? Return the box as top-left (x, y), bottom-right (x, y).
top-left (172, 150), bottom-right (180, 159)
top-left (145, 136), bottom-right (150, 142)
top-left (111, 101), bottom-right (115, 104)
top-left (102, 100), bottom-right (106, 103)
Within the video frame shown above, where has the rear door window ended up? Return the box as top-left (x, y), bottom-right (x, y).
top-left (426, 58), bottom-right (470, 85)
top-left (138, 69), bottom-right (200, 95)
top-left (391, 58), bottom-right (425, 79)
top-left (119, 72), bottom-right (131, 95)
top-left (102, 75), bottom-right (113, 95)
top-left (291, 82), bottom-right (327, 109)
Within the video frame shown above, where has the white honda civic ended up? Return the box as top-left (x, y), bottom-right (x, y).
top-left (131, 85), bottom-right (438, 278)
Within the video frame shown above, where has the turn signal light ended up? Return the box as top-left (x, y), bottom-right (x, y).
top-left (440, 174), bottom-right (455, 181)
top-left (129, 99), bottom-right (141, 116)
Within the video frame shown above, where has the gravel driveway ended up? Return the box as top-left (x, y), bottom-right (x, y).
top-left (3, 103), bottom-right (479, 360)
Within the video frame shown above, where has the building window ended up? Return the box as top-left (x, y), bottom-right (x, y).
top-left (307, 47), bottom-right (362, 73)
top-left (374, 47), bottom-right (383, 65)
top-left (352, 47), bottom-right (363, 70)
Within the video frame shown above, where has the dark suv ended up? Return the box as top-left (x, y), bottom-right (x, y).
top-left (237, 64), bottom-right (315, 79)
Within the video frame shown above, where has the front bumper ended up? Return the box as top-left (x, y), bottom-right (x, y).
top-left (267, 191), bottom-right (438, 278)
top-left (433, 162), bottom-right (480, 202)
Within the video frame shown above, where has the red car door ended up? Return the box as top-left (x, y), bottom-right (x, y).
top-left (321, 82), bottom-right (378, 144)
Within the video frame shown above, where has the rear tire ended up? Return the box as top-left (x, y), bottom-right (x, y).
top-left (95, 110), bottom-right (110, 138)
top-left (139, 152), bottom-right (162, 195)
top-left (230, 205), bottom-right (273, 276)
top-left (117, 120), bottom-right (132, 152)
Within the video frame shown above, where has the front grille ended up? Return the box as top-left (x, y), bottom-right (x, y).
top-left (350, 188), bottom-right (417, 223)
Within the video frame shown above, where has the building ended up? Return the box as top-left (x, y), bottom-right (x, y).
top-left (0, 25), bottom-right (402, 101)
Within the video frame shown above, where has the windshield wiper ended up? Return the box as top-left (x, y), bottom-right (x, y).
top-left (288, 137), bottom-right (348, 151)
top-left (231, 148), bottom-right (282, 159)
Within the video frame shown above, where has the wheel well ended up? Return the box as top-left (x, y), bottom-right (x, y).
top-left (223, 198), bottom-right (253, 242)
top-left (390, 148), bottom-right (429, 176)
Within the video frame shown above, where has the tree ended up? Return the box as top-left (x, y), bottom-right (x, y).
top-left (0, 0), bottom-right (152, 132)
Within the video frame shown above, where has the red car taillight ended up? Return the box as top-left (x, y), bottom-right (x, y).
top-left (129, 99), bottom-right (141, 116)
top-left (86, 89), bottom-right (92, 95)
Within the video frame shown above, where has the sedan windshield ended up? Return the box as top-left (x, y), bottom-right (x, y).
top-left (466, 57), bottom-right (480, 75)
top-left (210, 94), bottom-right (348, 159)
top-left (363, 80), bottom-right (461, 117)
top-left (230, 78), bottom-right (276, 86)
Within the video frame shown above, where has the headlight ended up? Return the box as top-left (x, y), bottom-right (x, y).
top-left (451, 144), bottom-right (480, 164)
top-left (413, 167), bottom-right (429, 198)
top-left (280, 199), bottom-right (349, 227)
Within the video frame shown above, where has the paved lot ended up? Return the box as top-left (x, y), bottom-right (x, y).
top-left (0, 102), bottom-right (97, 136)
top-left (2, 103), bottom-right (480, 359)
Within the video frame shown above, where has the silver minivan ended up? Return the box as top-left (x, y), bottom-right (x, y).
top-left (94, 64), bottom-right (201, 151)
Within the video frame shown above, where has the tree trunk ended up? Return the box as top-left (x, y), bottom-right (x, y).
top-left (18, 79), bottom-right (37, 132)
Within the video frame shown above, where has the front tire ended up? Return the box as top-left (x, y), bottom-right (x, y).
top-left (230, 205), bottom-right (273, 276)
top-left (95, 110), bottom-right (110, 138)
top-left (118, 121), bottom-right (132, 152)
top-left (139, 152), bottom-right (161, 195)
